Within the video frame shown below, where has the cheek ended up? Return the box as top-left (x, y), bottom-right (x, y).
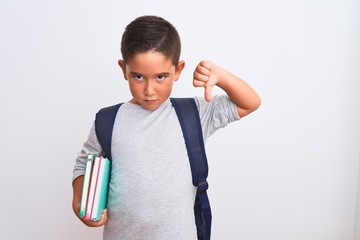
top-left (160, 81), bottom-right (174, 95)
top-left (128, 82), bottom-right (143, 95)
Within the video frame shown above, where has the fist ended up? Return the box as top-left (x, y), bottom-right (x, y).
top-left (193, 60), bottom-right (222, 102)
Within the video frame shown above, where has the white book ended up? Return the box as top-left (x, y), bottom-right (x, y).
top-left (79, 154), bottom-right (95, 217)
top-left (91, 157), bottom-right (111, 221)
top-left (84, 156), bottom-right (101, 220)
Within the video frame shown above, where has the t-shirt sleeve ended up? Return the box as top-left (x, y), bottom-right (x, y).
top-left (72, 122), bottom-right (103, 182)
top-left (195, 95), bottom-right (241, 140)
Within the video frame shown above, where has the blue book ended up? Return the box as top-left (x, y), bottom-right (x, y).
top-left (90, 157), bottom-right (111, 221)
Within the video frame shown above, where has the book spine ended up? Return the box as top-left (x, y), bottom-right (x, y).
top-left (84, 156), bottom-right (101, 220)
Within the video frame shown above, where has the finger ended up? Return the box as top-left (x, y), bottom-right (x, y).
top-left (199, 60), bottom-right (214, 72)
top-left (196, 64), bottom-right (212, 76)
top-left (102, 209), bottom-right (108, 222)
top-left (193, 79), bottom-right (206, 88)
top-left (97, 209), bottom-right (108, 226)
top-left (193, 72), bottom-right (209, 83)
top-left (204, 85), bottom-right (213, 102)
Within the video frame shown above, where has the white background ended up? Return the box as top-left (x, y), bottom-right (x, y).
top-left (1, 0), bottom-right (359, 239)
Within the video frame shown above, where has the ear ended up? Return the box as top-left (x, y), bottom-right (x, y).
top-left (118, 60), bottom-right (128, 80)
top-left (174, 60), bottom-right (185, 81)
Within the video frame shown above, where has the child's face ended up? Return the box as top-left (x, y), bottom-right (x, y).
top-left (119, 51), bottom-right (185, 110)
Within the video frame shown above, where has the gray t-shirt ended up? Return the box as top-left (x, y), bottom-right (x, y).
top-left (73, 95), bottom-right (240, 240)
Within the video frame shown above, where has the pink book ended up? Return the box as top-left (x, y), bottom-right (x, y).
top-left (84, 156), bottom-right (101, 220)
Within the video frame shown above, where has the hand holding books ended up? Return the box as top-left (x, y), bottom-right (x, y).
top-left (79, 154), bottom-right (111, 223)
top-left (78, 209), bottom-right (108, 227)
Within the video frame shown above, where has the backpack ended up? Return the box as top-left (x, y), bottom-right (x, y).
top-left (95, 97), bottom-right (212, 240)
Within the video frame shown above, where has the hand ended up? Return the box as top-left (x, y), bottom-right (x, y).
top-left (79, 209), bottom-right (108, 227)
top-left (193, 60), bottom-right (223, 102)
top-left (73, 200), bottom-right (108, 227)
top-left (72, 176), bottom-right (108, 227)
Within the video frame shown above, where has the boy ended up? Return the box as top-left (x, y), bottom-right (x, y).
top-left (72, 15), bottom-right (260, 240)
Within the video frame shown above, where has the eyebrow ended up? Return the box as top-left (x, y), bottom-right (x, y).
top-left (129, 71), bottom-right (170, 76)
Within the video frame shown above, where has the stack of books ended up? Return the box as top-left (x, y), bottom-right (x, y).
top-left (79, 154), bottom-right (111, 221)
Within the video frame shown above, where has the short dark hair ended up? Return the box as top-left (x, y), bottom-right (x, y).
top-left (121, 15), bottom-right (181, 66)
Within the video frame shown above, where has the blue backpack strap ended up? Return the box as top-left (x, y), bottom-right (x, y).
top-left (170, 98), bottom-right (212, 240)
top-left (95, 103), bottom-right (123, 160)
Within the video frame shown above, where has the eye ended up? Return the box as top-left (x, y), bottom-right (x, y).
top-left (156, 75), bottom-right (166, 81)
top-left (132, 74), bottom-right (144, 81)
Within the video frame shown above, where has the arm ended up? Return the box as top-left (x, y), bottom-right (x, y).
top-left (193, 60), bottom-right (261, 117)
top-left (72, 176), bottom-right (108, 227)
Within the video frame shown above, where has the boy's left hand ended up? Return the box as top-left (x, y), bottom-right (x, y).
top-left (193, 60), bottom-right (223, 102)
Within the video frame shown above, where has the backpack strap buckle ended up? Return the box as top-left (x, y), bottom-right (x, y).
top-left (197, 180), bottom-right (209, 193)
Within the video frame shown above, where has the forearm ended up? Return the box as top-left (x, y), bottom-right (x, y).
top-left (72, 175), bottom-right (84, 218)
top-left (217, 69), bottom-right (261, 117)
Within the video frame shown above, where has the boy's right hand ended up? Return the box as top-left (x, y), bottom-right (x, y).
top-left (72, 176), bottom-right (108, 227)
top-left (78, 209), bottom-right (108, 227)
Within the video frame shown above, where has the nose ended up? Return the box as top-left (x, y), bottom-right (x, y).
top-left (144, 81), bottom-right (155, 96)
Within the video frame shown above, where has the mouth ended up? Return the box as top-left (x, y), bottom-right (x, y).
top-left (144, 99), bottom-right (157, 104)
